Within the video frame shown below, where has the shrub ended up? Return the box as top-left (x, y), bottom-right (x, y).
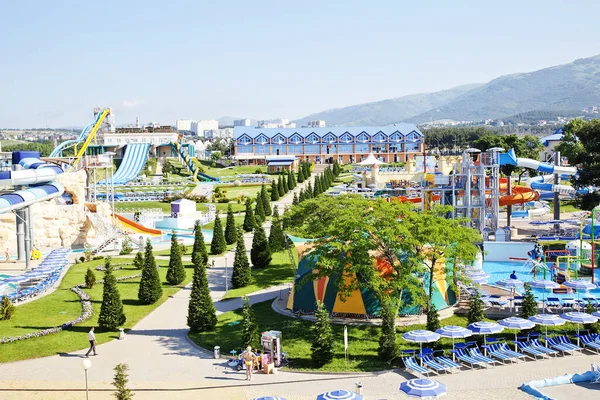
top-left (98, 258), bottom-right (126, 330)
top-left (468, 291), bottom-right (486, 324)
top-left (138, 239), bottom-right (162, 304)
top-left (210, 214), bottom-right (227, 255)
top-left (166, 231), bottom-right (186, 285)
top-left (261, 184), bottom-right (271, 216)
top-left (187, 255), bottom-right (217, 332)
top-left (243, 198), bottom-right (256, 232)
top-left (426, 304), bottom-right (441, 332)
top-left (268, 206), bottom-right (285, 253)
top-left (132, 251), bottom-right (144, 270)
top-left (311, 301), bottom-right (334, 367)
top-left (520, 283), bottom-right (538, 319)
top-left (0, 296), bottom-right (16, 321)
top-left (224, 204), bottom-right (237, 245)
top-left (79, 256), bottom-right (85, 263)
top-left (231, 227), bottom-right (251, 288)
top-left (240, 297), bottom-right (259, 349)
top-left (119, 237), bottom-right (133, 255)
top-left (112, 363), bottom-right (134, 400)
top-left (250, 226), bottom-right (271, 269)
top-left (92, 256), bottom-right (104, 261)
top-left (191, 220), bottom-right (208, 267)
top-left (85, 268), bottom-right (97, 289)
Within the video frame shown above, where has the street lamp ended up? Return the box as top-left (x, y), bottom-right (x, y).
top-left (224, 253), bottom-right (229, 296)
top-left (81, 358), bottom-right (92, 400)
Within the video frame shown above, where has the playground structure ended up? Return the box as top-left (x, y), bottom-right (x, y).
top-left (171, 140), bottom-right (220, 183)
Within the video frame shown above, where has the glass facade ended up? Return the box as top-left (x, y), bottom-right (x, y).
top-left (338, 144), bottom-right (353, 153)
top-left (304, 145), bottom-right (320, 154)
top-left (255, 145), bottom-right (269, 154)
top-left (272, 145), bottom-right (286, 155)
top-left (355, 144), bottom-right (369, 153)
top-left (237, 145), bottom-right (253, 153)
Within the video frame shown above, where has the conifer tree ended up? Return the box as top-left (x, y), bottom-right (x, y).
top-left (231, 227), bottom-right (251, 288)
top-left (132, 251), bottom-right (144, 270)
top-left (297, 167), bottom-right (305, 183)
top-left (251, 225), bottom-right (272, 268)
top-left (311, 301), bottom-right (334, 367)
top-left (306, 182), bottom-right (313, 198)
top-left (313, 176), bottom-right (320, 197)
top-left (85, 267), bottom-right (96, 289)
top-left (138, 239), bottom-right (162, 304)
top-left (292, 192), bottom-right (298, 205)
top-left (278, 178), bottom-right (285, 197)
top-left (254, 191), bottom-right (265, 223)
top-left (240, 297), bottom-right (259, 349)
top-left (224, 203), bottom-right (237, 245)
top-left (282, 173), bottom-right (289, 193)
top-left (210, 214), bottom-right (227, 255)
top-left (520, 283), bottom-right (538, 319)
top-left (187, 254), bottom-right (217, 332)
top-left (426, 304), bottom-right (441, 332)
top-left (112, 363), bottom-right (133, 400)
top-left (260, 183), bottom-right (272, 216)
top-left (268, 206), bottom-right (286, 252)
top-left (192, 220), bottom-right (208, 267)
top-left (289, 170), bottom-right (296, 189)
top-left (243, 198), bottom-right (256, 232)
top-left (467, 290), bottom-right (486, 324)
top-left (166, 231), bottom-right (186, 285)
top-left (98, 258), bottom-right (126, 329)
top-left (270, 179), bottom-right (280, 201)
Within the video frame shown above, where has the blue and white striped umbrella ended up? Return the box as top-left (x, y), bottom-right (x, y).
top-left (251, 397), bottom-right (287, 400)
top-left (466, 272), bottom-right (490, 284)
top-left (529, 280), bottom-right (560, 290)
top-left (593, 311), bottom-right (600, 318)
top-left (495, 279), bottom-right (524, 288)
top-left (563, 279), bottom-right (596, 291)
top-left (436, 326), bottom-right (472, 361)
top-left (561, 312), bottom-right (599, 345)
top-left (400, 378), bottom-right (447, 398)
top-left (402, 330), bottom-right (441, 366)
top-left (498, 317), bottom-right (535, 330)
top-left (467, 321), bottom-right (504, 335)
top-left (529, 314), bottom-right (566, 342)
top-left (316, 390), bottom-right (363, 400)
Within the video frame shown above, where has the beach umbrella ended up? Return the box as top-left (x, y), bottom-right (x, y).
top-left (529, 280), bottom-right (559, 308)
top-left (529, 314), bottom-right (566, 342)
top-left (467, 322), bottom-right (504, 355)
top-left (251, 397), bottom-right (287, 400)
top-left (563, 280), bottom-right (596, 300)
top-left (436, 326), bottom-right (472, 361)
top-left (316, 389), bottom-right (363, 400)
top-left (400, 379), bottom-right (447, 398)
top-left (495, 279), bottom-right (524, 312)
top-left (402, 330), bottom-right (441, 366)
top-left (560, 312), bottom-right (599, 345)
top-left (498, 317), bottom-right (535, 350)
top-left (466, 272), bottom-right (490, 284)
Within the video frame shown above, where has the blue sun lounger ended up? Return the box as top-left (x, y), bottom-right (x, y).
top-left (556, 335), bottom-right (582, 352)
top-left (529, 339), bottom-right (560, 356)
top-left (451, 348), bottom-right (485, 369)
top-left (544, 338), bottom-right (574, 355)
top-left (468, 347), bottom-right (500, 367)
top-left (579, 335), bottom-right (600, 353)
top-left (498, 343), bottom-right (528, 360)
top-left (420, 349), bottom-right (461, 372)
top-left (403, 356), bottom-right (433, 377)
top-left (419, 354), bottom-right (451, 374)
top-left (545, 297), bottom-right (562, 308)
top-left (515, 341), bottom-right (548, 359)
top-left (484, 343), bottom-right (518, 363)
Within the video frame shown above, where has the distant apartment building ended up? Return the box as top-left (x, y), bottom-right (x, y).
top-left (191, 120), bottom-right (219, 136)
top-left (257, 118), bottom-right (296, 129)
top-left (176, 119), bottom-right (194, 131)
top-left (97, 125), bottom-right (178, 158)
top-left (233, 118), bottom-right (251, 127)
top-left (306, 120), bottom-right (326, 128)
top-left (233, 124), bottom-right (424, 165)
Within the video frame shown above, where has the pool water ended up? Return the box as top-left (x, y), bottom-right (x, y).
top-left (482, 260), bottom-right (600, 299)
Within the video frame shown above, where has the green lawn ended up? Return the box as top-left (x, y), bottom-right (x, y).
top-left (202, 215), bottom-right (246, 230)
top-left (189, 300), bottom-right (593, 372)
top-left (0, 256), bottom-right (194, 363)
top-left (202, 164), bottom-right (267, 178)
top-left (216, 184), bottom-right (263, 199)
top-left (153, 243), bottom-right (235, 257)
top-left (222, 251), bottom-right (296, 299)
top-left (548, 200), bottom-right (582, 213)
top-left (114, 201), bottom-right (245, 214)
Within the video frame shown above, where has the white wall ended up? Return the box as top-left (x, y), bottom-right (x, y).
top-left (176, 119), bottom-right (194, 131)
top-left (483, 241), bottom-right (535, 262)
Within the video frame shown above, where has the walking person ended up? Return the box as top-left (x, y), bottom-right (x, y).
top-left (242, 346), bottom-right (256, 380)
top-left (85, 327), bottom-right (97, 357)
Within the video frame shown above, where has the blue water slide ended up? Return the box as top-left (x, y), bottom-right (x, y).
top-left (0, 152), bottom-right (65, 214)
top-left (100, 143), bottom-right (150, 185)
top-left (49, 110), bottom-right (105, 157)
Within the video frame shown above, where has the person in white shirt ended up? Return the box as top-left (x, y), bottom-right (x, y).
top-left (85, 327), bottom-right (97, 357)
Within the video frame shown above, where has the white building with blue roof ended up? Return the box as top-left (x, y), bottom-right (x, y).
top-left (233, 124), bottom-right (424, 165)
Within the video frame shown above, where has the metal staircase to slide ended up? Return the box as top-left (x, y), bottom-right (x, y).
top-left (84, 209), bottom-right (125, 254)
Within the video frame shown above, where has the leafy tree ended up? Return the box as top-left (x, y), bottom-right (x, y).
top-left (270, 180), bottom-right (280, 201)
top-left (192, 220), bottom-right (208, 267)
top-left (112, 363), bottom-right (134, 400)
top-left (85, 267), bottom-right (97, 289)
top-left (426, 304), bottom-right (441, 332)
top-left (260, 183), bottom-right (272, 216)
top-left (231, 227), bottom-right (251, 288)
top-left (556, 119), bottom-right (600, 210)
top-left (166, 231), bottom-right (186, 285)
top-left (311, 301), bottom-right (334, 367)
top-left (138, 239), bottom-right (163, 304)
top-left (119, 236), bottom-right (133, 255)
top-left (210, 151), bottom-right (222, 161)
top-left (467, 291), bottom-right (486, 324)
top-left (520, 283), bottom-right (538, 319)
top-left (187, 254), bottom-right (217, 331)
top-left (240, 297), bottom-right (259, 349)
top-left (224, 203), bottom-right (237, 245)
top-left (243, 198), bottom-right (256, 232)
top-left (132, 251), bottom-right (144, 270)
top-left (98, 259), bottom-right (126, 329)
top-left (0, 296), bottom-right (15, 321)
top-left (210, 214), bottom-right (227, 255)
top-left (292, 192), bottom-right (298, 205)
top-left (277, 178), bottom-right (284, 197)
top-left (251, 225), bottom-right (271, 268)
top-left (268, 205), bottom-right (286, 252)
top-left (378, 302), bottom-right (397, 362)
top-left (254, 191), bottom-right (265, 223)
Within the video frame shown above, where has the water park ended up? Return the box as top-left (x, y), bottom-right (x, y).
top-left (1, 109), bottom-right (600, 400)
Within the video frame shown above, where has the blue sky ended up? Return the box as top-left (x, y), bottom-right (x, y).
top-left (1, 0), bottom-right (599, 128)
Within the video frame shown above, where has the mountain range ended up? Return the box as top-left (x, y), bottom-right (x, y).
top-left (294, 54), bottom-right (600, 126)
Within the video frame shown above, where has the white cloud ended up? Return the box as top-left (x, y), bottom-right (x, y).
top-left (120, 99), bottom-right (143, 109)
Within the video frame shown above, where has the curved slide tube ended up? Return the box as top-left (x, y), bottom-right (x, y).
top-left (0, 156), bottom-right (64, 214)
top-left (100, 143), bottom-right (151, 185)
top-left (114, 213), bottom-right (161, 236)
top-left (171, 142), bottom-right (219, 182)
top-left (50, 109), bottom-right (109, 159)
top-left (49, 122), bottom-right (92, 157)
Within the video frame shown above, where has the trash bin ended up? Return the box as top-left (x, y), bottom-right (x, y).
top-left (119, 328), bottom-right (125, 340)
top-left (214, 346), bottom-right (220, 359)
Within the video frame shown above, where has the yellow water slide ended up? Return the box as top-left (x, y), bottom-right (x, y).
top-left (72, 108), bottom-right (110, 167)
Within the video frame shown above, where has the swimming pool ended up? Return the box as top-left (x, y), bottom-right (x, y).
top-left (482, 260), bottom-right (600, 299)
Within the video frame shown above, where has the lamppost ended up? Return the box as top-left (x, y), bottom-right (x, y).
top-left (224, 253), bottom-right (229, 296)
top-left (81, 358), bottom-right (92, 400)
